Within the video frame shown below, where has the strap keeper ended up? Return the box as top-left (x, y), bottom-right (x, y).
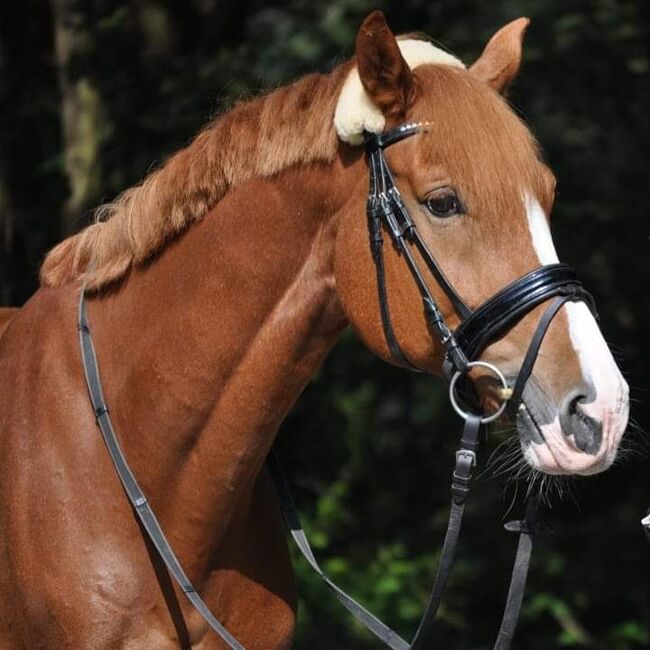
top-left (459, 437), bottom-right (479, 452)
top-left (367, 197), bottom-right (384, 220)
top-left (451, 485), bottom-right (470, 504)
top-left (504, 519), bottom-right (532, 535)
top-left (451, 449), bottom-right (476, 502)
top-left (504, 518), bottom-right (553, 535)
top-left (442, 357), bottom-right (454, 380)
top-left (445, 345), bottom-right (469, 376)
top-left (95, 404), bottom-right (109, 419)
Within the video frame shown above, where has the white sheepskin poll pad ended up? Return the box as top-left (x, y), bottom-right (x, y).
top-left (334, 39), bottom-right (465, 145)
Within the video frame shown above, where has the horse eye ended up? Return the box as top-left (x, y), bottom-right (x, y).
top-left (425, 189), bottom-right (464, 218)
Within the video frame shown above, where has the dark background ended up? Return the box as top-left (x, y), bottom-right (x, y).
top-left (1, 1), bottom-right (648, 648)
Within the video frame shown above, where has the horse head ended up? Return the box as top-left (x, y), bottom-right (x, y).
top-left (333, 11), bottom-right (629, 476)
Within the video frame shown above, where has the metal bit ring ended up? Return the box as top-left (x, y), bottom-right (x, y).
top-left (449, 361), bottom-right (509, 424)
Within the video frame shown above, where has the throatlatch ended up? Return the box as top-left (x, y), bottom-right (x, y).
top-left (77, 121), bottom-right (598, 650)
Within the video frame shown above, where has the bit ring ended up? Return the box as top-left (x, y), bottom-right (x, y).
top-left (449, 361), bottom-right (509, 424)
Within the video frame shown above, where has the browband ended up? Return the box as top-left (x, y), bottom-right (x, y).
top-left (364, 122), bottom-right (425, 153)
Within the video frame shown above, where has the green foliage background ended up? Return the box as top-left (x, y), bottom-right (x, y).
top-left (1, 0), bottom-right (648, 648)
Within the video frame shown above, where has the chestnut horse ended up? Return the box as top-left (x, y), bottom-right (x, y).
top-left (0, 12), bottom-right (629, 650)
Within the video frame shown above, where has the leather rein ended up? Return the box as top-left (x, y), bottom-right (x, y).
top-left (78, 121), bottom-right (596, 649)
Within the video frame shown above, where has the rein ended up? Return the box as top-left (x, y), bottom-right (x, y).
top-left (77, 121), bottom-right (597, 649)
top-left (78, 298), bottom-right (245, 650)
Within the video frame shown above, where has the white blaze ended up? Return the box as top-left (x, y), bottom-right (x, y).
top-left (524, 194), bottom-right (629, 466)
top-left (524, 195), bottom-right (559, 265)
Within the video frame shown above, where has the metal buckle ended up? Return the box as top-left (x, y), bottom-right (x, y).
top-left (455, 449), bottom-right (476, 467)
top-left (448, 360), bottom-right (509, 424)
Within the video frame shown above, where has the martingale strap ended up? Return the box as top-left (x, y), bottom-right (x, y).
top-left (493, 494), bottom-right (542, 649)
top-left (77, 292), bottom-right (244, 650)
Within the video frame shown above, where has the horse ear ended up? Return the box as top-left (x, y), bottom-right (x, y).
top-left (469, 17), bottom-right (530, 94)
top-left (355, 11), bottom-right (415, 117)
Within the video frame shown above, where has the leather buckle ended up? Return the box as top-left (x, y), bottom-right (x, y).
top-left (455, 449), bottom-right (476, 467)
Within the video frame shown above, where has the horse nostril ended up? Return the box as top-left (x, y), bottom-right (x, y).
top-left (567, 392), bottom-right (587, 416)
top-left (559, 384), bottom-right (602, 455)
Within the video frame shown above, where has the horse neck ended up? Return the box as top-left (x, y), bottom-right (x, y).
top-left (87, 156), bottom-right (358, 570)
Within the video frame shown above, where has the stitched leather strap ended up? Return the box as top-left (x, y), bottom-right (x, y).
top-left (368, 207), bottom-right (422, 372)
top-left (507, 296), bottom-right (569, 418)
top-left (268, 450), bottom-right (410, 650)
top-left (494, 494), bottom-right (543, 648)
top-left (77, 291), bottom-right (244, 650)
top-left (409, 414), bottom-right (481, 649)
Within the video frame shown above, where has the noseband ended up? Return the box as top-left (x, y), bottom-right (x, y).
top-left (77, 122), bottom-right (598, 650)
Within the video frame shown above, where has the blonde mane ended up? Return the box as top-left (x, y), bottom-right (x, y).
top-left (40, 65), bottom-right (351, 290)
top-left (40, 39), bottom-right (541, 292)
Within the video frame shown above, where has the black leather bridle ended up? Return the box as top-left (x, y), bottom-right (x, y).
top-left (365, 122), bottom-right (594, 395)
top-left (78, 121), bottom-right (598, 650)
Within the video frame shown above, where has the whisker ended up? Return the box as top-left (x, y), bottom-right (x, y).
top-left (501, 479), bottom-right (520, 521)
top-left (476, 433), bottom-right (520, 481)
